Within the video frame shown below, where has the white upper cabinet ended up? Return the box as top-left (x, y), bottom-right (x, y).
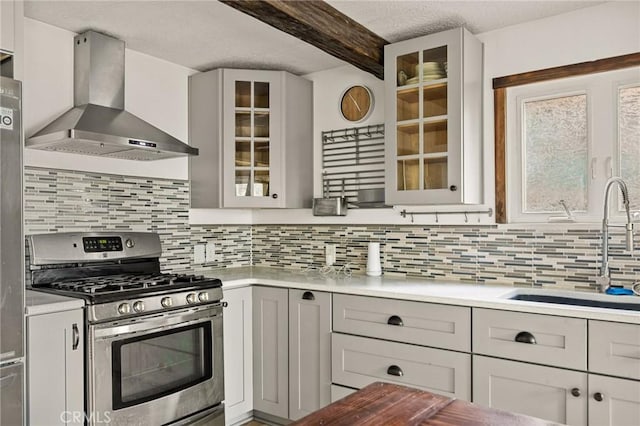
top-left (1, 0), bottom-right (15, 53)
top-left (189, 68), bottom-right (313, 209)
top-left (384, 27), bottom-right (483, 205)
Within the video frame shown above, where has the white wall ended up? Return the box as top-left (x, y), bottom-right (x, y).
top-left (23, 18), bottom-right (197, 180)
top-left (303, 64), bottom-right (385, 198)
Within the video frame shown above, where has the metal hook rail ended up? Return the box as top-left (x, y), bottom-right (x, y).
top-left (321, 123), bottom-right (385, 201)
top-left (400, 208), bottom-right (494, 223)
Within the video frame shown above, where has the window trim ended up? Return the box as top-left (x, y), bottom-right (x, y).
top-left (616, 82), bottom-right (640, 213)
top-left (493, 52), bottom-right (640, 223)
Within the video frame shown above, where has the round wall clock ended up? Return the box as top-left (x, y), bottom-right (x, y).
top-left (340, 85), bottom-right (374, 122)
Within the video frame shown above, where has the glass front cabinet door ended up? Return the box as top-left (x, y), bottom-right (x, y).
top-left (384, 27), bottom-right (483, 205)
top-left (223, 69), bottom-right (283, 208)
top-left (189, 68), bottom-right (313, 209)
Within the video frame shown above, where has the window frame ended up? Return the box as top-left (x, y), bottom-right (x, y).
top-left (493, 52), bottom-right (640, 223)
top-left (616, 81), bottom-right (640, 213)
top-left (513, 88), bottom-right (591, 221)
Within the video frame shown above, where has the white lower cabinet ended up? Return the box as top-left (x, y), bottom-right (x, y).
top-left (252, 286), bottom-right (289, 419)
top-left (589, 320), bottom-right (640, 381)
top-left (589, 374), bottom-right (640, 426)
top-left (223, 284), bottom-right (640, 426)
top-left (223, 287), bottom-right (253, 425)
top-left (27, 308), bottom-right (84, 426)
top-left (330, 384), bottom-right (356, 403)
top-left (288, 289), bottom-right (332, 420)
top-left (473, 356), bottom-right (640, 426)
top-left (473, 356), bottom-right (588, 426)
top-left (332, 333), bottom-right (471, 400)
top-left (473, 308), bottom-right (587, 370)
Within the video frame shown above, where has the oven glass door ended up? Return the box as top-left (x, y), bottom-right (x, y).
top-left (112, 322), bottom-right (212, 409)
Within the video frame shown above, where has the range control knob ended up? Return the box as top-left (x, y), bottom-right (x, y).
top-left (186, 293), bottom-right (197, 304)
top-left (198, 292), bottom-right (209, 302)
top-left (117, 303), bottom-right (131, 315)
top-left (161, 297), bottom-right (173, 308)
top-left (125, 238), bottom-right (135, 248)
top-left (133, 301), bottom-right (145, 313)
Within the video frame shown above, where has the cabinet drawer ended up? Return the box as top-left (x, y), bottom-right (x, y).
top-left (331, 333), bottom-right (470, 400)
top-left (333, 294), bottom-right (470, 352)
top-left (589, 321), bottom-right (640, 380)
top-left (472, 308), bottom-right (587, 370)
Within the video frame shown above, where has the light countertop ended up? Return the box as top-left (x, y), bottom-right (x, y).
top-left (26, 290), bottom-right (85, 316)
top-left (204, 267), bottom-right (640, 324)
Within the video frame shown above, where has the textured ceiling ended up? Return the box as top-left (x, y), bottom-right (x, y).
top-left (25, 0), bottom-right (606, 75)
top-left (327, 0), bottom-right (605, 43)
top-left (24, 0), bottom-right (346, 74)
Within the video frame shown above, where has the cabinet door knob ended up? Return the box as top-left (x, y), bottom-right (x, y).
top-left (302, 291), bottom-right (315, 301)
top-left (387, 365), bottom-right (403, 377)
top-left (272, 193), bottom-right (278, 199)
top-left (515, 331), bottom-right (537, 344)
top-left (449, 185), bottom-right (458, 191)
top-left (570, 388), bottom-right (581, 397)
top-left (387, 315), bottom-right (404, 326)
top-left (594, 392), bottom-right (604, 402)
top-left (72, 323), bottom-right (80, 350)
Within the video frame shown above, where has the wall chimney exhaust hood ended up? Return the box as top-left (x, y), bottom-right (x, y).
top-left (26, 31), bottom-right (198, 161)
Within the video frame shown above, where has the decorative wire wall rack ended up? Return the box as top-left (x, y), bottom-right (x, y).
top-left (321, 123), bottom-right (386, 206)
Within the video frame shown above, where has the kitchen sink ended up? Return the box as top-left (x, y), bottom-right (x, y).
top-left (506, 290), bottom-right (640, 311)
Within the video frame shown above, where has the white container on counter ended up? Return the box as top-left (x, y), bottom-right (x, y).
top-left (366, 242), bottom-right (382, 276)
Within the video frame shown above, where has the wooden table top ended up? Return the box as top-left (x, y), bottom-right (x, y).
top-left (291, 382), bottom-right (560, 426)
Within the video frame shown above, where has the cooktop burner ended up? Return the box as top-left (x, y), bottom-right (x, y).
top-left (50, 273), bottom-right (210, 294)
top-left (33, 272), bottom-right (222, 305)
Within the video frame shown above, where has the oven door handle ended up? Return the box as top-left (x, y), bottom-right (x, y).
top-left (93, 304), bottom-right (222, 340)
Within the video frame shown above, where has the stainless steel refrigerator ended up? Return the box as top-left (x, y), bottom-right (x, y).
top-left (0, 76), bottom-right (24, 425)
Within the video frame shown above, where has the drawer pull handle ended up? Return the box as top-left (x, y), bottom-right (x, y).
top-left (72, 323), bottom-right (80, 350)
top-left (302, 291), bottom-right (315, 301)
top-left (387, 315), bottom-right (404, 327)
top-left (571, 388), bottom-right (581, 397)
top-left (594, 392), bottom-right (604, 402)
top-left (387, 365), bottom-right (403, 377)
top-left (515, 331), bottom-right (537, 344)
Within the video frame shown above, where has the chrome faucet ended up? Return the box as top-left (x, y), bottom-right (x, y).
top-left (596, 177), bottom-right (634, 292)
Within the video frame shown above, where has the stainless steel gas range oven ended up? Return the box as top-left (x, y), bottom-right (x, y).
top-left (28, 232), bottom-right (225, 426)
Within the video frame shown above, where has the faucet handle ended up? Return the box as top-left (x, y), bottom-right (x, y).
top-left (626, 223), bottom-right (634, 252)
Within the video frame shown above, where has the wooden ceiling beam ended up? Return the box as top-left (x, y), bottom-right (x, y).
top-left (219, 0), bottom-right (388, 79)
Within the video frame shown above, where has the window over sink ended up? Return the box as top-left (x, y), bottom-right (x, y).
top-left (505, 66), bottom-right (640, 222)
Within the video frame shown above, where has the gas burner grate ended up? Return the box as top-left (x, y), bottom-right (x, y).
top-left (49, 273), bottom-right (209, 294)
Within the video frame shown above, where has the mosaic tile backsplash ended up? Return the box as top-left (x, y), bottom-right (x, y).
top-left (252, 225), bottom-right (640, 291)
top-left (25, 167), bottom-right (640, 292)
top-left (24, 167), bottom-right (251, 273)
